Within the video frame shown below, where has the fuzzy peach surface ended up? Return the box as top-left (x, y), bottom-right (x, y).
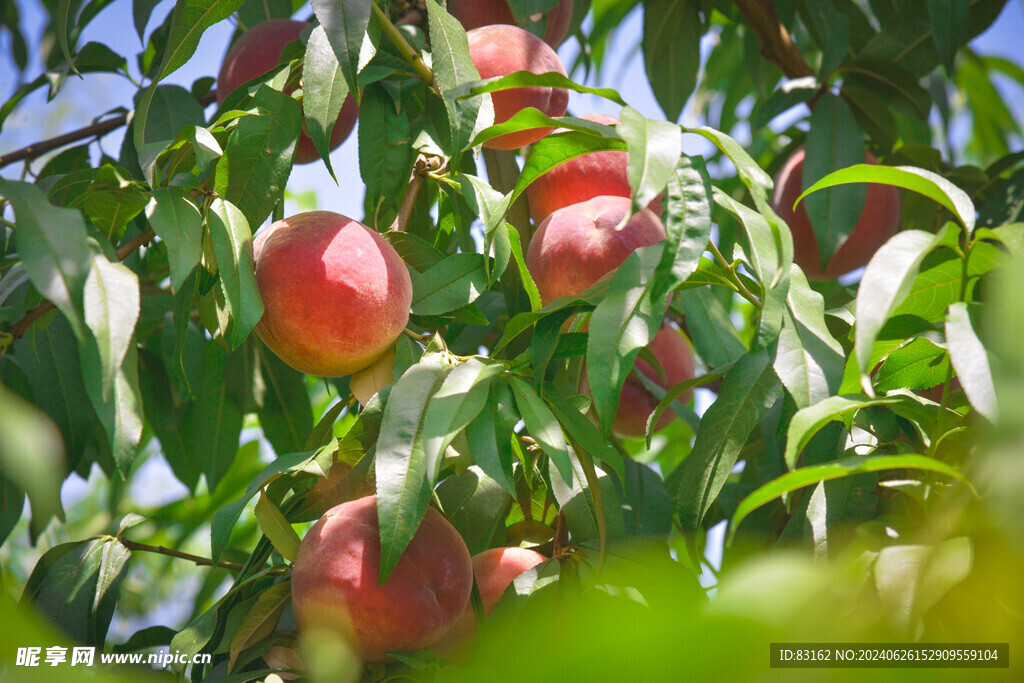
top-left (253, 211), bottom-right (411, 377)
top-left (291, 496), bottom-right (473, 664)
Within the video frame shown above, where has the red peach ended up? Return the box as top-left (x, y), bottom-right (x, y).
top-left (526, 113), bottom-right (663, 224)
top-left (447, 0), bottom-right (575, 46)
top-left (466, 25), bottom-right (569, 150)
top-left (434, 547), bottom-right (546, 658)
top-left (216, 19), bottom-right (358, 165)
top-left (770, 146), bottom-right (902, 279)
top-left (291, 496), bottom-right (473, 663)
top-left (581, 324), bottom-right (697, 438)
top-left (253, 211), bottom-right (412, 377)
top-left (525, 195), bottom-right (666, 305)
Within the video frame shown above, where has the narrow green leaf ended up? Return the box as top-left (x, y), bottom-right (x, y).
top-left (147, 188), bottom-right (203, 294)
top-left (928, 0), bottom-right (971, 73)
top-left (421, 358), bottom-right (502, 473)
top-left (678, 288), bottom-right (746, 368)
top-left (796, 164), bottom-right (976, 234)
top-left (0, 179), bottom-right (91, 340)
top-left (784, 394), bottom-right (905, 469)
top-left (208, 198), bottom-right (263, 349)
top-left (228, 580), bottom-right (291, 670)
top-left (302, 24), bottom-right (350, 176)
top-left (654, 153), bottom-right (713, 299)
top-left (945, 302), bottom-right (997, 422)
top-left (375, 359), bottom-right (448, 583)
top-left (214, 86), bottom-right (301, 227)
top-left (464, 396), bottom-right (516, 497)
top-left (56, 0), bottom-right (83, 75)
top-left (411, 252), bottom-right (489, 315)
top-left (675, 349), bottom-right (782, 554)
top-left (357, 83), bottom-right (412, 206)
top-left (545, 389), bottom-right (625, 480)
top-left (435, 467), bottom-right (511, 554)
top-left (427, 0), bottom-right (484, 152)
top-left (642, 0), bottom-right (701, 121)
top-left (310, 0), bottom-right (371, 96)
top-left (82, 252), bottom-right (140, 401)
top-left (257, 343), bottom-right (314, 455)
top-left (730, 454), bottom-right (974, 539)
top-left (644, 372), bottom-right (723, 449)
top-left (509, 376), bottom-right (572, 485)
top-left (254, 492), bottom-right (301, 562)
top-left (619, 106), bottom-right (683, 213)
top-left (854, 225), bottom-right (955, 390)
top-left (802, 0), bottom-right (850, 76)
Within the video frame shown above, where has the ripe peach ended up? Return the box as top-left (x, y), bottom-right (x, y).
top-left (216, 19), bottom-right (358, 164)
top-left (526, 113), bottom-right (664, 224)
top-left (253, 211), bottom-right (412, 377)
top-left (434, 547), bottom-right (546, 658)
top-left (291, 496), bottom-right (473, 663)
top-left (525, 195), bottom-right (666, 305)
top-left (447, 0), bottom-right (575, 46)
top-left (466, 25), bottom-right (569, 150)
top-left (581, 324), bottom-right (697, 438)
top-left (770, 146), bottom-right (901, 279)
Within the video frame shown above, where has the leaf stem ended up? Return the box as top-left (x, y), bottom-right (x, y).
top-left (120, 538), bottom-right (250, 572)
top-left (708, 239), bottom-right (761, 308)
top-left (372, 1), bottom-right (434, 85)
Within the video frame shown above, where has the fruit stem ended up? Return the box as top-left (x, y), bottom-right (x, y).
top-left (371, 1), bottom-right (434, 85)
top-left (707, 239), bottom-right (762, 308)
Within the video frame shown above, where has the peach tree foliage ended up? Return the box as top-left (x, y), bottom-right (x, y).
top-left (0, 0), bottom-right (1022, 680)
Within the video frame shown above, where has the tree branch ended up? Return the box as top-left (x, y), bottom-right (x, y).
top-left (3, 228), bottom-right (155, 342)
top-left (372, 1), bottom-right (434, 85)
top-left (120, 538), bottom-right (254, 572)
top-left (0, 92), bottom-right (217, 170)
top-left (733, 0), bottom-right (815, 80)
top-left (389, 153), bottom-right (443, 232)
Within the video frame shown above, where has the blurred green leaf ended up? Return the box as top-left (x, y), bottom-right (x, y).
top-left (254, 492), bottom-right (300, 562)
top-left (946, 302), bottom-right (997, 422)
top-left (928, 0), bottom-right (970, 74)
top-left (0, 383), bottom-right (63, 533)
top-left (642, 0), bottom-right (700, 121)
top-left (228, 579), bottom-right (291, 670)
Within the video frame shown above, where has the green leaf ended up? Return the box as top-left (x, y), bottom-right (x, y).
top-left (435, 467), bottom-right (511, 554)
top-left (585, 245), bottom-right (666, 436)
top-left (133, 0), bottom-right (246, 172)
top-left (619, 106), bottom-right (683, 214)
top-left (254, 492), bottom-right (300, 562)
top-left (228, 580), bottom-right (291, 671)
top-left (215, 86), bottom-right (301, 227)
top-left (82, 251), bottom-right (140, 402)
top-left (654, 154), bottom-right (713, 299)
top-left (207, 198), bottom-right (263, 349)
top-left (854, 225), bottom-right (956, 391)
top-left (302, 24), bottom-right (350, 176)
top-left (146, 187), bottom-right (203, 294)
top-left (773, 267), bottom-right (845, 408)
top-left (945, 302), bottom-right (997, 422)
top-left (257, 343), bottom-right (313, 455)
top-left (186, 344), bottom-right (245, 491)
top-left (518, 129), bottom-right (627, 199)
top-left (56, 0), bottom-right (83, 75)
top-left (784, 394), bottom-right (906, 469)
top-left (874, 337), bottom-right (949, 392)
top-left (544, 389), bottom-right (624, 480)
top-left (451, 70), bottom-right (626, 107)
top-left (803, 94), bottom-right (866, 268)
top-left (730, 454), bottom-right (973, 539)
top-left (644, 372), bottom-right (723, 448)
top-left (22, 537), bottom-right (130, 647)
top-left (841, 60), bottom-right (933, 120)
top-left (375, 359), bottom-right (448, 583)
top-left (310, 0), bottom-right (370, 97)
top-left (803, 0), bottom-right (850, 76)
top-left (674, 349), bottom-right (782, 555)
top-left (796, 164), bottom-right (976, 234)
top-left (751, 78), bottom-right (818, 129)
top-left (464, 396), bottom-right (516, 496)
top-left (427, 0), bottom-right (484, 153)
top-left (678, 288), bottom-right (746, 368)
top-left (421, 358), bottom-right (502, 472)
top-left (619, 459), bottom-right (674, 539)
top-left (0, 179), bottom-right (91, 340)
top-left (509, 376), bottom-right (572, 484)
top-left (550, 449), bottom-right (625, 544)
top-left (358, 82), bottom-right (413, 208)
top-left (642, 0), bottom-right (700, 121)
top-left (928, 0), bottom-right (971, 73)
top-left (411, 252), bottom-right (489, 315)
top-left (505, 224), bottom-right (543, 311)
top-left (0, 383), bottom-right (63, 533)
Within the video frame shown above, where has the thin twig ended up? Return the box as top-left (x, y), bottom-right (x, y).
top-left (4, 228), bottom-right (155, 341)
top-left (120, 538), bottom-right (248, 572)
top-left (372, 1), bottom-right (434, 85)
top-left (389, 153), bottom-right (444, 232)
top-left (0, 92), bottom-right (217, 170)
top-left (733, 0), bottom-right (815, 80)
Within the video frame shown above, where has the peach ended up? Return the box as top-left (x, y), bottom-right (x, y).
top-left (434, 547), bottom-right (546, 658)
top-left (525, 195), bottom-right (666, 305)
top-left (466, 25), bottom-right (569, 150)
top-left (216, 19), bottom-right (358, 164)
top-left (770, 146), bottom-right (901, 279)
top-left (253, 211), bottom-right (412, 377)
top-left (291, 496), bottom-right (473, 663)
top-left (447, 0), bottom-right (575, 46)
top-left (581, 324), bottom-right (697, 438)
top-left (526, 113), bottom-right (664, 224)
